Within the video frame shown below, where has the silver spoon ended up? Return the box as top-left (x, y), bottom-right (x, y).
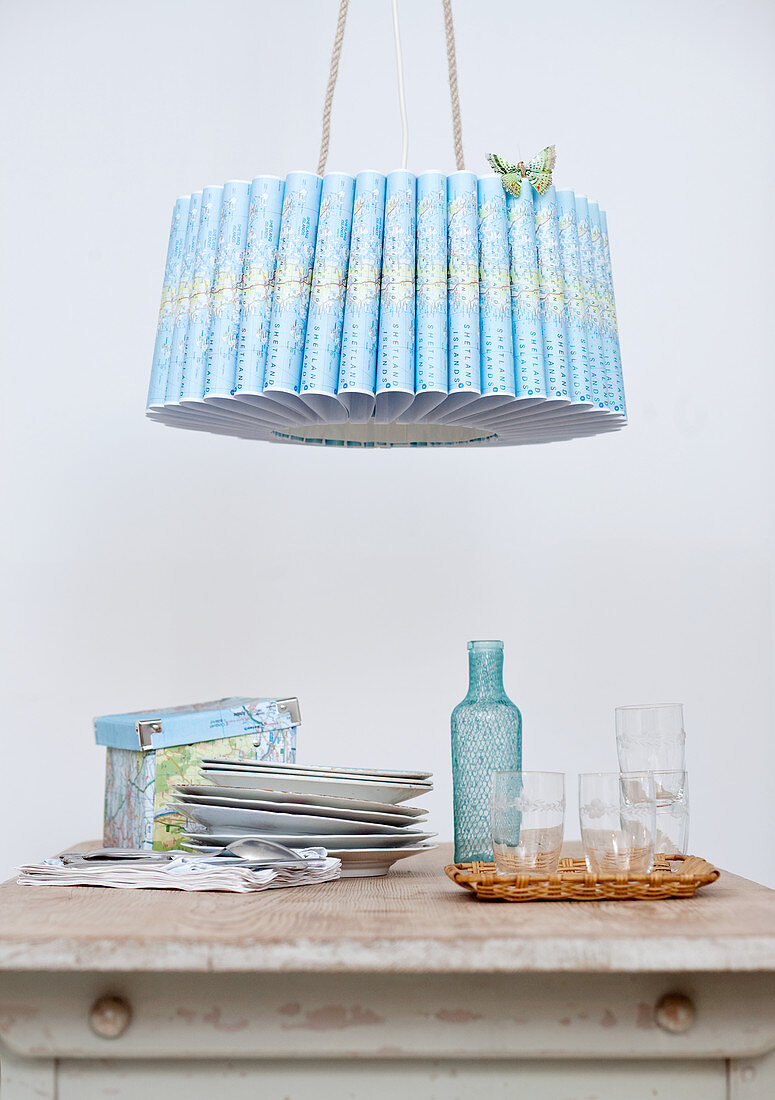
top-left (224, 837), bottom-right (302, 860)
top-left (218, 837), bottom-right (311, 869)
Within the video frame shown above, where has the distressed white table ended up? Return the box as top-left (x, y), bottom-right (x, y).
top-left (1, 843), bottom-right (774, 1099)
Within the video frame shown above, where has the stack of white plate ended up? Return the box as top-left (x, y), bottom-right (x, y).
top-left (173, 759), bottom-right (436, 877)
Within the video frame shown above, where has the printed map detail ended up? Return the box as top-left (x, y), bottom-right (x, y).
top-left (104, 719), bottom-right (297, 851)
top-left (447, 175), bottom-right (480, 390)
top-left (235, 178), bottom-right (285, 394)
top-left (533, 187), bottom-right (568, 397)
top-left (301, 175), bottom-right (355, 393)
top-left (338, 176), bottom-right (386, 394)
top-left (205, 182), bottom-right (251, 397)
top-left (478, 182), bottom-right (514, 395)
top-left (104, 748), bottom-right (156, 848)
top-left (557, 193), bottom-right (592, 403)
top-left (415, 176), bottom-right (447, 391)
top-left (378, 175), bottom-right (416, 392)
top-left (265, 175), bottom-right (323, 391)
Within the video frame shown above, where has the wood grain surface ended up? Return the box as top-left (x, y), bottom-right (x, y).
top-left (0, 843), bottom-right (773, 974)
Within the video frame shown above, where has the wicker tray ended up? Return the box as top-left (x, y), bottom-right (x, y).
top-left (445, 853), bottom-right (720, 902)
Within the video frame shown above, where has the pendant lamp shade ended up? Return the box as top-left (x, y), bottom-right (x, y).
top-left (146, 169), bottom-right (625, 448)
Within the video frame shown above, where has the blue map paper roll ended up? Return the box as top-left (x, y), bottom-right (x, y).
top-left (506, 187), bottom-right (547, 399)
top-left (300, 173), bottom-right (355, 418)
top-left (446, 171), bottom-right (480, 399)
top-left (477, 176), bottom-right (515, 401)
top-left (576, 195), bottom-right (606, 411)
top-left (338, 171), bottom-right (386, 421)
top-left (600, 209), bottom-right (625, 418)
top-left (426, 171), bottom-right (480, 423)
top-left (412, 171), bottom-right (448, 414)
top-left (204, 180), bottom-right (251, 400)
top-left (147, 196), bottom-right (190, 409)
top-left (234, 176), bottom-right (285, 396)
top-left (375, 170), bottom-right (416, 422)
top-left (557, 189), bottom-right (592, 405)
top-left (590, 201), bottom-right (624, 416)
top-left (180, 186), bottom-right (224, 403)
top-left (574, 195), bottom-right (606, 412)
top-left (264, 172), bottom-right (323, 396)
top-left (533, 186), bottom-right (569, 400)
top-left (165, 191), bottom-right (202, 404)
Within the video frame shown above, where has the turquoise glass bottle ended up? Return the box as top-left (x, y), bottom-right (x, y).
top-left (451, 640), bottom-right (522, 862)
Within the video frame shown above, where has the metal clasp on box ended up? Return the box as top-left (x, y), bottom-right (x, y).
top-left (136, 720), bottom-right (162, 751)
top-left (276, 697), bottom-right (301, 725)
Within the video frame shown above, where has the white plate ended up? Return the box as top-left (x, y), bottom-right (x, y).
top-left (171, 801), bottom-right (418, 836)
top-left (200, 768), bottom-right (431, 805)
top-left (332, 843), bottom-right (438, 877)
top-left (183, 830), bottom-right (437, 850)
top-left (201, 758), bottom-right (432, 781)
top-left (181, 840), bottom-right (438, 877)
top-left (182, 782), bottom-right (428, 819)
top-left (202, 764), bottom-right (434, 792)
top-left (174, 787), bottom-right (426, 828)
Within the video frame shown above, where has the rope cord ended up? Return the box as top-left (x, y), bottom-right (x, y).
top-left (317, 0), bottom-right (465, 173)
top-left (442, 0), bottom-right (465, 170)
top-left (317, 0), bottom-right (350, 176)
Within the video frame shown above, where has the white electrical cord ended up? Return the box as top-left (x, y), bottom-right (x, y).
top-left (319, 0), bottom-right (463, 174)
top-left (391, 0), bottom-right (410, 170)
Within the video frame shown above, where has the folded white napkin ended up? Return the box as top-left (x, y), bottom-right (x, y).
top-left (17, 849), bottom-right (341, 893)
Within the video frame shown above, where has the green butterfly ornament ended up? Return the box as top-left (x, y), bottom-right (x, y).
top-left (487, 146), bottom-right (557, 198)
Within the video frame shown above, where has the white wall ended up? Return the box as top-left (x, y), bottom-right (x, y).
top-left (1, 0), bottom-right (773, 886)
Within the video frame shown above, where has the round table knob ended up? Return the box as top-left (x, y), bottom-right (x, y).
top-left (89, 995), bottom-right (132, 1039)
top-left (655, 992), bottom-right (695, 1034)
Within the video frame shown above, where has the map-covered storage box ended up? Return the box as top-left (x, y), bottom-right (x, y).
top-left (96, 697), bottom-right (300, 850)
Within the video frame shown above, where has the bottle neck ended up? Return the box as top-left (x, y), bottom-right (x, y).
top-left (466, 647), bottom-right (507, 701)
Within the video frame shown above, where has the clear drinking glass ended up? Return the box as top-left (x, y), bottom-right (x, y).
top-left (490, 771), bottom-right (565, 875)
top-left (649, 770), bottom-right (690, 855)
top-left (579, 772), bottom-right (657, 875)
top-left (615, 703), bottom-right (686, 773)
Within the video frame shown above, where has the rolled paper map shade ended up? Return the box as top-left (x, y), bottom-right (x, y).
top-left (147, 171), bottom-right (625, 448)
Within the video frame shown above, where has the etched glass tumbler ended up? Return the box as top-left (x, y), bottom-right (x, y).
top-left (615, 703), bottom-right (686, 773)
top-left (490, 771), bottom-right (565, 875)
top-left (649, 769), bottom-right (690, 855)
top-left (579, 772), bottom-right (657, 875)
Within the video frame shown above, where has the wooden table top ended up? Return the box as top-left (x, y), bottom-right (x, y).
top-left (1, 843), bottom-right (773, 974)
